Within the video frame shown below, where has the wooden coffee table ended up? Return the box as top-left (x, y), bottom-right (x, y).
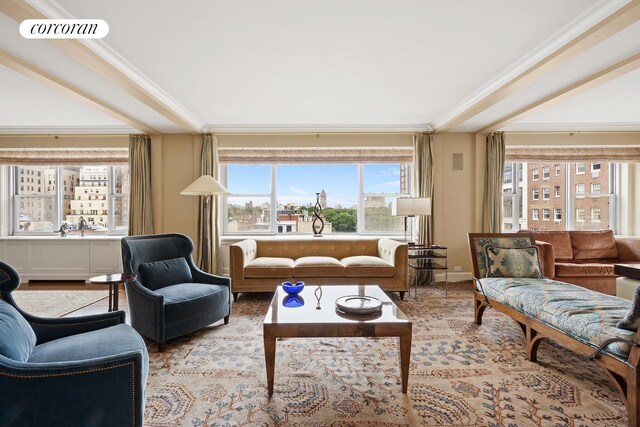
top-left (263, 285), bottom-right (412, 396)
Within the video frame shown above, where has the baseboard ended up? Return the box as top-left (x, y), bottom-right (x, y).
top-left (435, 272), bottom-right (472, 282)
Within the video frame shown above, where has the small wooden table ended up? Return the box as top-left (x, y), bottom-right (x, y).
top-left (89, 273), bottom-right (137, 312)
top-left (263, 285), bottom-right (412, 397)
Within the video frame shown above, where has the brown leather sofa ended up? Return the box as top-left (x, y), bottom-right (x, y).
top-left (523, 229), bottom-right (640, 295)
top-left (229, 237), bottom-right (408, 300)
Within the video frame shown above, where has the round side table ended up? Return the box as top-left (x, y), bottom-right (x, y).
top-left (89, 273), bottom-right (137, 312)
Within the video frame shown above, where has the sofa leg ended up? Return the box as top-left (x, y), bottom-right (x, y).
top-left (474, 293), bottom-right (487, 326)
top-left (232, 292), bottom-right (239, 302)
top-left (157, 341), bottom-right (165, 352)
top-left (224, 315), bottom-right (230, 325)
top-left (399, 291), bottom-right (406, 300)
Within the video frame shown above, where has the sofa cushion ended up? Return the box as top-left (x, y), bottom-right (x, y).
top-left (570, 230), bottom-right (618, 260)
top-left (294, 256), bottom-right (345, 277)
top-left (138, 257), bottom-right (193, 290)
top-left (529, 230), bottom-right (574, 260)
top-left (555, 262), bottom-right (616, 277)
top-left (0, 300), bottom-right (36, 362)
top-left (477, 277), bottom-right (635, 358)
top-left (341, 256), bottom-right (394, 277)
top-left (245, 257), bottom-right (294, 278)
top-left (484, 245), bottom-right (543, 279)
top-left (156, 283), bottom-right (229, 326)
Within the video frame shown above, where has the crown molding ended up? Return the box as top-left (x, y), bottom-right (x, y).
top-left (24, 0), bottom-right (204, 132)
top-left (432, 0), bottom-right (631, 131)
top-left (0, 125), bottom-right (139, 135)
top-left (501, 122), bottom-right (640, 132)
top-left (203, 124), bottom-right (433, 134)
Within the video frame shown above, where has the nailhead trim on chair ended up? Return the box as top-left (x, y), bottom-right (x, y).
top-left (0, 361), bottom-right (137, 426)
top-left (28, 317), bottom-right (121, 327)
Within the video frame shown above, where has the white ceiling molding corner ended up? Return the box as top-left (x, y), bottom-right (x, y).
top-left (203, 124), bottom-right (433, 134)
top-left (0, 125), bottom-right (139, 135)
top-left (24, 0), bottom-right (205, 133)
top-left (431, 0), bottom-right (630, 131)
top-left (501, 122), bottom-right (640, 132)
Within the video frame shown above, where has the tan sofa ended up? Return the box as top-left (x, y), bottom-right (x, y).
top-left (523, 229), bottom-right (640, 295)
top-left (229, 237), bottom-right (408, 300)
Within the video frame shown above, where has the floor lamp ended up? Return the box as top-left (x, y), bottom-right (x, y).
top-left (392, 197), bottom-right (431, 244)
top-left (181, 175), bottom-right (230, 273)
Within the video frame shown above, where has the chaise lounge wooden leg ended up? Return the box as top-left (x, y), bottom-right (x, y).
top-left (224, 315), bottom-right (230, 325)
top-left (525, 326), bottom-right (545, 363)
top-left (474, 293), bottom-right (487, 326)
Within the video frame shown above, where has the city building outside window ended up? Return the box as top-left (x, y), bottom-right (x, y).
top-left (592, 207), bottom-right (601, 222)
top-left (532, 208), bottom-right (539, 220)
top-left (532, 188), bottom-right (539, 200)
top-left (543, 208), bottom-right (550, 221)
top-left (554, 185), bottom-right (561, 197)
top-left (13, 165), bottom-right (129, 234)
top-left (223, 163), bottom-right (409, 235)
top-left (532, 169), bottom-right (539, 180)
top-left (542, 166), bottom-right (549, 179)
top-left (576, 208), bottom-right (585, 222)
top-left (554, 208), bottom-right (562, 222)
top-left (555, 164), bottom-right (561, 175)
top-left (575, 183), bottom-right (585, 196)
top-left (542, 187), bottom-right (549, 200)
top-left (576, 163), bottom-right (585, 174)
top-left (591, 182), bottom-right (601, 193)
top-left (592, 163), bottom-right (601, 172)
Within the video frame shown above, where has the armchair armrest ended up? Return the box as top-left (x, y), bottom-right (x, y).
top-left (378, 238), bottom-right (408, 278)
top-left (191, 268), bottom-right (232, 306)
top-left (230, 239), bottom-right (257, 282)
top-left (616, 236), bottom-right (640, 261)
top-left (23, 310), bottom-right (125, 345)
top-left (535, 240), bottom-right (556, 279)
top-left (125, 279), bottom-right (165, 343)
top-left (0, 350), bottom-right (146, 427)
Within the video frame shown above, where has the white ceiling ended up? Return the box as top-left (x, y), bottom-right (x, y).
top-left (1, 0), bottom-right (638, 133)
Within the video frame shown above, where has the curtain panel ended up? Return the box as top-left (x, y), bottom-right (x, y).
top-left (198, 134), bottom-right (221, 274)
top-left (413, 133), bottom-right (434, 245)
top-left (128, 134), bottom-right (153, 236)
top-left (482, 132), bottom-right (506, 233)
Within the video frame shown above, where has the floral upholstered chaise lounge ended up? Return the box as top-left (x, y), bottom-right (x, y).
top-left (468, 233), bottom-right (640, 427)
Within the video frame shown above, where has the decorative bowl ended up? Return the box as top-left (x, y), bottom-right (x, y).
top-left (282, 295), bottom-right (305, 308)
top-left (282, 281), bottom-right (305, 295)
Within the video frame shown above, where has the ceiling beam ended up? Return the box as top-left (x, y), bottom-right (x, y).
top-left (0, 0), bottom-right (202, 133)
top-left (434, 0), bottom-right (640, 132)
top-left (478, 52), bottom-right (640, 134)
top-left (0, 48), bottom-right (158, 134)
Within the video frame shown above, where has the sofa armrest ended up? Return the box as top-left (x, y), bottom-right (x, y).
top-left (535, 240), bottom-right (556, 279)
top-left (378, 238), bottom-right (408, 277)
top-left (229, 239), bottom-right (257, 282)
top-left (616, 236), bottom-right (640, 261)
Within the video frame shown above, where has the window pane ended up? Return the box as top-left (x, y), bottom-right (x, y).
top-left (276, 164), bottom-right (358, 234)
top-left (227, 165), bottom-right (271, 194)
top-left (363, 164), bottom-right (408, 194)
top-left (227, 197), bottom-right (271, 233)
top-left (17, 165), bottom-right (54, 195)
top-left (114, 165), bottom-right (130, 194)
top-left (66, 166), bottom-right (109, 233)
top-left (113, 195), bottom-right (129, 232)
top-left (16, 195), bottom-right (56, 231)
top-left (364, 196), bottom-right (402, 233)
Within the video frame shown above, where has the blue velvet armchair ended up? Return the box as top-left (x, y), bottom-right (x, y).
top-left (0, 261), bottom-right (148, 427)
top-left (121, 233), bottom-right (231, 351)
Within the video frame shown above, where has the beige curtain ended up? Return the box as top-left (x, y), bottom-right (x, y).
top-left (482, 132), bottom-right (506, 232)
top-left (128, 134), bottom-right (153, 236)
top-left (198, 134), bottom-right (221, 274)
top-left (413, 133), bottom-right (434, 245)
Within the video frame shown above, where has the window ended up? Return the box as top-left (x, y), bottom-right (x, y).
top-left (13, 165), bottom-right (129, 234)
top-left (591, 182), bottom-right (601, 193)
top-left (554, 208), bottom-right (562, 222)
top-left (532, 169), bottom-right (539, 180)
top-left (576, 208), bottom-right (585, 222)
top-left (592, 163), bottom-right (601, 172)
top-left (532, 208), bottom-right (539, 220)
top-left (576, 163), bottom-right (585, 174)
top-left (543, 208), bottom-right (550, 221)
top-left (554, 186), bottom-right (561, 197)
top-left (542, 187), bottom-right (550, 200)
top-left (592, 208), bottom-right (601, 222)
top-left (575, 183), bottom-right (585, 196)
top-left (223, 163), bottom-right (410, 234)
top-left (542, 167), bottom-right (549, 179)
top-left (532, 188), bottom-right (539, 200)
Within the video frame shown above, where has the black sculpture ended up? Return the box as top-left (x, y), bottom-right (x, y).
top-left (312, 192), bottom-right (324, 237)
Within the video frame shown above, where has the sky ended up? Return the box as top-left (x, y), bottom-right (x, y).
top-left (226, 164), bottom-right (402, 208)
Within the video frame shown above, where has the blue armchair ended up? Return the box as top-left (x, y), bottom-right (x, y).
top-left (121, 233), bottom-right (231, 351)
top-left (0, 261), bottom-right (148, 427)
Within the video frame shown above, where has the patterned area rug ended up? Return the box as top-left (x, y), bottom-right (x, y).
top-left (13, 290), bottom-right (108, 317)
top-left (144, 284), bottom-right (626, 426)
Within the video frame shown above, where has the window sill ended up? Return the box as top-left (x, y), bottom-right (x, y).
top-left (0, 235), bottom-right (124, 241)
top-left (222, 234), bottom-right (406, 244)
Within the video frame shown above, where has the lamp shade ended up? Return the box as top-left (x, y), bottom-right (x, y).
top-left (180, 175), bottom-right (230, 196)
top-left (392, 197), bottom-right (431, 216)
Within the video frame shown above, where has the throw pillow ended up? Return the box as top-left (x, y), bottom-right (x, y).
top-left (484, 244), bottom-right (543, 279)
top-left (138, 257), bottom-right (193, 290)
top-left (617, 286), bottom-right (640, 331)
top-left (0, 300), bottom-right (37, 362)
